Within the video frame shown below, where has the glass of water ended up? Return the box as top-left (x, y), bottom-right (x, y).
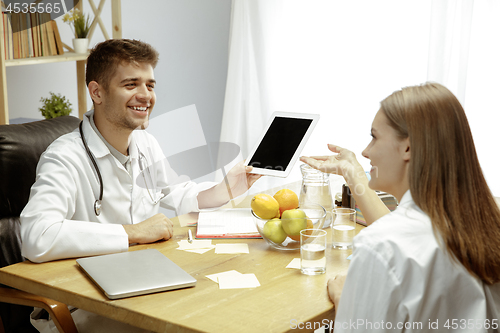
top-left (332, 208), bottom-right (356, 249)
top-left (300, 229), bottom-right (327, 275)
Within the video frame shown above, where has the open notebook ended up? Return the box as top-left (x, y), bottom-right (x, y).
top-left (196, 208), bottom-right (262, 239)
top-left (76, 249), bottom-right (197, 299)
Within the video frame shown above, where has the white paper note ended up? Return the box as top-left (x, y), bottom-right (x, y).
top-left (179, 247), bottom-right (215, 254)
top-left (206, 270), bottom-right (243, 283)
top-left (218, 273), bottom-right (260, 289)
top-left (286, 258), bottom-right (301, 269)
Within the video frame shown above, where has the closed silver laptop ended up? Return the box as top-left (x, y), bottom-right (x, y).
top-left (76, 249), bottom-right (197, 299)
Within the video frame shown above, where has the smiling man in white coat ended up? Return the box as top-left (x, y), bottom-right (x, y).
top-left (20, 39), bottom-right (259, 333)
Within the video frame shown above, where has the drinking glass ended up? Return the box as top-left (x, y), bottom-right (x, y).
top-left (331, 208), bottom-right (356, 249)
top-left (300, 229), bottom-right (327, 275)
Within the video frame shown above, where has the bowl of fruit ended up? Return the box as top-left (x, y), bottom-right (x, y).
top-left (251, 189), bottom-right (327, 250)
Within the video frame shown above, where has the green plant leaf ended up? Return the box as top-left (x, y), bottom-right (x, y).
top-left (39, 92), bottom-right (73, 119)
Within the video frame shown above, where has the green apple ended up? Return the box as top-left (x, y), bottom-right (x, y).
top-left (281, 209), bottom-right (307, 236)
top-left (263, 218), bottom-right (287, 244)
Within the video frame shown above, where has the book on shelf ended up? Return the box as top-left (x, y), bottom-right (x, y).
top-left (2, 11), bottom-right (64, 60)
top-left (2, 10), bottom-right (13, 59)
top-left (6, 11), bottom-right (13, 58)
top-left (30, 13), bottom-right (39, 57)
top-left (45, 18), bottom-right (56, 55)
top-left (39, 15), bottom-right (49, 56)
top-left (51, 21), bottom-right (64, 55)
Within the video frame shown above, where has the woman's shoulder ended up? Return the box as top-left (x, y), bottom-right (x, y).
top-left (358, 199), bottom-right (432, 243)
top-left (353, 198), bottom-right (439, 268)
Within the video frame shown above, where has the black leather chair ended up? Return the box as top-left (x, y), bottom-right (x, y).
top-left (0, 116), bottom-right (81, 333)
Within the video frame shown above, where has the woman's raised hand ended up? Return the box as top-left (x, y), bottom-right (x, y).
top-left (300, 144), bottom-right (362, 179)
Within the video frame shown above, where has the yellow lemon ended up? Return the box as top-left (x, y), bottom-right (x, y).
top-left (251, 194), bottom-right (280, 219)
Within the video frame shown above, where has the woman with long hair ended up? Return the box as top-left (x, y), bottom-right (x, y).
top-left (301, 82), bottom-right (500, 332)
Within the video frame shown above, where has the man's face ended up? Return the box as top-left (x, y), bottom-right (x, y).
top-left (99, 62), bottom-right (156, 131)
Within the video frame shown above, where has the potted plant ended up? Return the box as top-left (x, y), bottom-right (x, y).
top-left (62, 8), bottom-right (92, 53)
top-left (39, 92), bottom-right (73, 119)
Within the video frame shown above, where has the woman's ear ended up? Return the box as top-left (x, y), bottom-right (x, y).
top-left (402, 137), bottom-right (411, 162)
top-left (88, 81), bottom-right (103, 105)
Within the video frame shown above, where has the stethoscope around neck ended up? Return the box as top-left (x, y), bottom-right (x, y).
top-left (79, 121), bottom-right (164, 216)
top-left (79, 121), bottom-right (103, 216)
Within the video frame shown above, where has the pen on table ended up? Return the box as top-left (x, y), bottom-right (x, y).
top-left (188, 229), bottom-right (193, 243)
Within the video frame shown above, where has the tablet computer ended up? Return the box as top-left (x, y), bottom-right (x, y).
top-left (244, 111), bottom-right (320, 177)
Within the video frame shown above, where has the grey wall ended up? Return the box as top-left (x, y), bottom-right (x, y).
top-left (6, 0), bottom-right (232, 144)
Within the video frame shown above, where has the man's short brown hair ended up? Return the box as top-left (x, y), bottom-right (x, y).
top-left (85, 39), bottom-right (159, 90)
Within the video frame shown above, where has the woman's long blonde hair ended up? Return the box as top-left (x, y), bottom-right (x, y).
top-left (381, 82), bottom-right (500, 285)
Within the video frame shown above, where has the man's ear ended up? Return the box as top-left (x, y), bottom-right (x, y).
top-left (88, 81), bottom-right (103, 105)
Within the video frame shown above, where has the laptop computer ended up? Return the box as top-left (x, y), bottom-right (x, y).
top-left (76, 249), bottom-right (197, 299)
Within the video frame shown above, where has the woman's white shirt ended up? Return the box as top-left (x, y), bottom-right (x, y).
top-left (335, 191), bottom-right (500, 333)
top-left (20, 111), bottom-right (216, 263)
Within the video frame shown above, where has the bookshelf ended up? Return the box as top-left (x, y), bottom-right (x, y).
top-left (0, 0), bottom-right (122, 125)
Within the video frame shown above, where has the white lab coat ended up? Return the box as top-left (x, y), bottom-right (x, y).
top-left (334, 191), bottom-right (500, 333)
top-left (20, 110), bottom-right (216, 263)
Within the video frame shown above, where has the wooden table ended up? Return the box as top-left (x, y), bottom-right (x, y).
top-left (0, 194), bottom-right (365, 332)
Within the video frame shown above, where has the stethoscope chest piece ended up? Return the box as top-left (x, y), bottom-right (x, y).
top-left (94, 200), bottom-right (102, 216)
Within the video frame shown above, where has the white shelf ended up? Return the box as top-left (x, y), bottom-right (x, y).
top-left (4, 52), bottom-right (90, 67)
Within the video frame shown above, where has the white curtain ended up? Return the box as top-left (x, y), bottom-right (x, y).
top-left (220, 1), bottom-right (279, 159)
top-left (221, 0), bottom-right (500, 196)
top-left (427, 0), bottom-right (475, 104)
top-left (427, 0), bottom-right (500, 195)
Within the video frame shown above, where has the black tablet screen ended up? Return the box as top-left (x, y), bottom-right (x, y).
top-left (247, 117), bottom-right (313, 171)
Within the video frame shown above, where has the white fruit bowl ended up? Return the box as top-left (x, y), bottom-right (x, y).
top-left (251, 203), bottom-right (326, 250)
